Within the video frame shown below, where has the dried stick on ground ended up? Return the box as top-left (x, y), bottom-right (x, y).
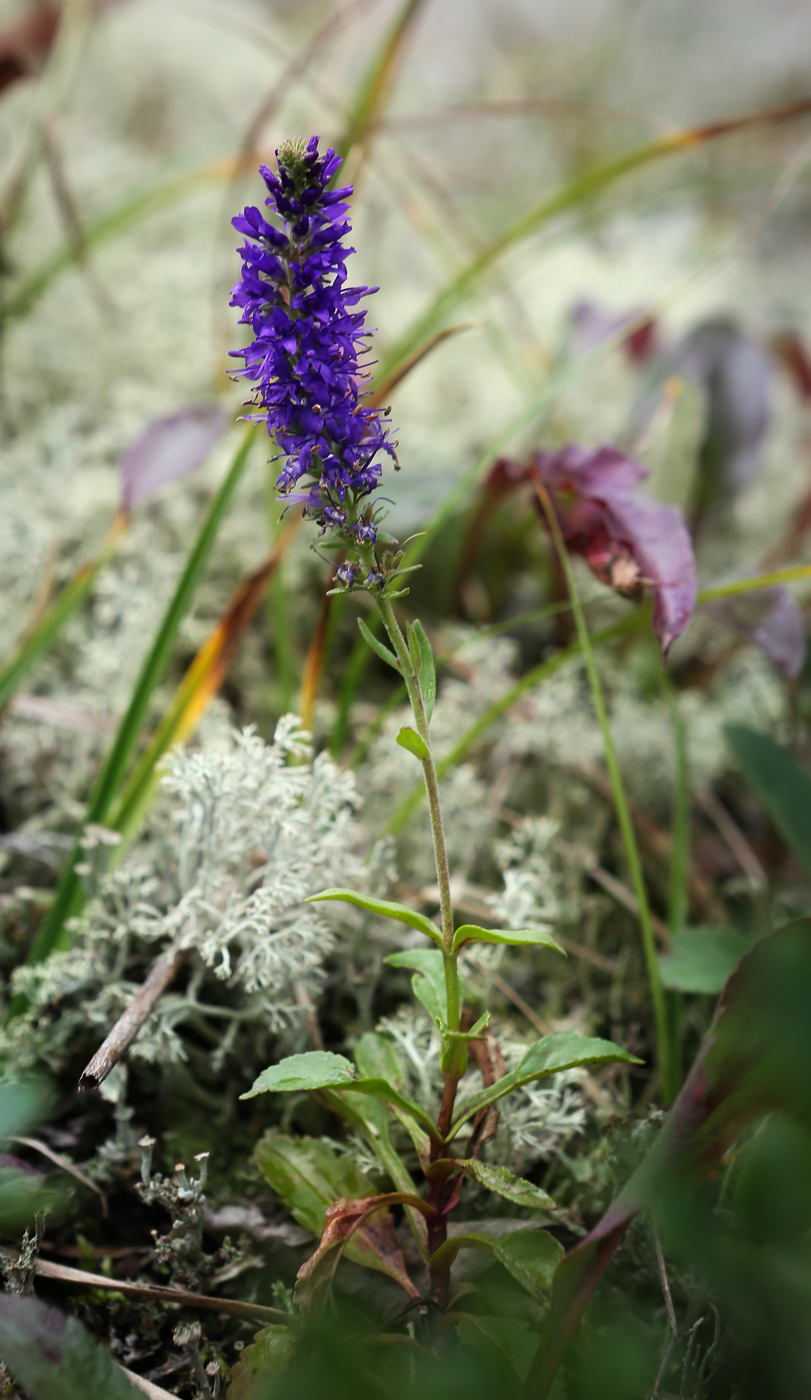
top-left (32, 1256), bottom-right (290, 1326)
top-left (78, 949), bottom-right (188, 1092)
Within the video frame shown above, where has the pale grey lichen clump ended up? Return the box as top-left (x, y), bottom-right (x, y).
top-left (1, 720), bottom-right (365, 1075)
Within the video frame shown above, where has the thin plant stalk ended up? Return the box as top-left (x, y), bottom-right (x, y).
top-left (24, 426), bottom-right (256, 968)
top-left (535, 482), bottom-right (673, 1103)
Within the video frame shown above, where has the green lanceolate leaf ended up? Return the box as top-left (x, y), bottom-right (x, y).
top-left (396, 725), bottom-right (430, 760)
top-left (253, 1133), bottom-right (415, 1286)
top-left (434, 1158), bottom-right (554, 1211)
top-left (353, 1030), bottom-right (404, 1090)
top-left (412, 619), bottom-right (436, 723)
top-left (241, 1051), bottom-right (355, 1098)
top-left (431, 1228), bottom-right (564, 1303)
top-left (306, 889), bottom-right (442, 947)
top-left (357, 615), bottom-right (399, 670)
top-left (452, 923), bottom-right (566, 955)
top-left (725, 725), bottom-right (811, 878)
top-left (243, 1049), bottom-right (439, 1140)
top-left (450, 1033), bottom-right (641, 1137)
top-left (385, 948), bottom-right (454, 1025)
top-left (658, 927), bottom-right (752, 994)
top-left (0, 1297), bottom-right (144, 1400)
top-left (406, 620), bottom-right (423, 675)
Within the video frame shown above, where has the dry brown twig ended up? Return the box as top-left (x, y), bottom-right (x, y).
top-left (78, 949), bottom-right (189, 1092)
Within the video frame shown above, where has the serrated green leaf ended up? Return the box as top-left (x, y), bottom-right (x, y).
top-left (450, 1033), bottom-right (641, 1136)
top-left (435, 1157), bottom-right (554, 1211)
top-left (307, 888), bottom-right (442, 947)
top-left (659, 927), bottom-right (752, 993)
top-left (412, 619), bottom-right (436, 723)
top-left (725, 725), bottom-right (811, 877)
top-left (463, 1159), bottom-right (554, 1210)
top-left (241, 1051), bottom-right (355, 1099)
top-left (452, 923), bottom-right (566, 955)
top-left (431, 1227), bottom-right (563, 1302)
top-left (396, 725), bottom-right (430, 760)
top-left (358, 615), bottom-right (399, 670)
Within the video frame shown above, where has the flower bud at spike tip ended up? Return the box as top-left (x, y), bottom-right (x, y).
top-left (229, 136), bottom-right (397, 587)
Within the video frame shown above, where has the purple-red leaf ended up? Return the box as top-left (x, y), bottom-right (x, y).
top-left (531, 444), bottom-right (697, 657)
top-left (710, 585), bottom-right (806, 678)
top-left (520, 918), bottom-right (811, 1400)
top-left (121, 405), bottom-right (228, 509)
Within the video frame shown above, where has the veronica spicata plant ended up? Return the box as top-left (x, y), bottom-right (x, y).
top-left (231, 138), bottom-right (638, 1321)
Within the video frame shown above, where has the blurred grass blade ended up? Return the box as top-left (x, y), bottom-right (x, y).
top-left (725, 725), bottom-right (811, 878)
top-left (110, 521), bottom-right (297, 849)
top-left (336, 0), bottom-right (427, 175)
top-left (25, 425), bottom-right (256, 967)
top-left (375, 95), bottom-right (811, 389)
top-left (4, 155), bottom-right (259, 323)
top-left (299, 587), bottom-right (335, 733)
top-left (666, 684), bottom-right (690, 936)
top-left (535, 481), bottom-right (671, 1100)
top-left (0, 510), bottom-right (128, 715)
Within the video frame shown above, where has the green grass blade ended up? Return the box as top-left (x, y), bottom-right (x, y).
top-left (536, 484), bottom-right (672, 1101)
top-left (25, 425), bottom-right (255, 966)
top-left (335, 0), bottom-right (427, 163)
top-left (0, 513), bottom-right (127, 714)
top-left (666, 684), bottom-right (691, 936)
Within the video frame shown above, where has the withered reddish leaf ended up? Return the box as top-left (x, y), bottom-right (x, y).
top-left (710, 586), bottom-right (806, 679)
top-left (294, 1192), bottom-right (426, 1313)
top-left (0, 6), bottom-right (59, 94)
top-left (121, 404), bottom-right (228, 508)
top-left (531, 444), bottom-right (697, 657)
top-left (523, 918), bottom-right (811, 1399)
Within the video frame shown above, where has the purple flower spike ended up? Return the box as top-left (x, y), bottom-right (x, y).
top-left (532, 444), bottom-right (698, 658)
top-left (229, 137), bottom-right (396, 575)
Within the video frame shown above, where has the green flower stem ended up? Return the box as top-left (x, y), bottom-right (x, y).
top-left (536, 483), bottom-right (674, 1104)
top-left (375, 593), bottom-right (461, 1040)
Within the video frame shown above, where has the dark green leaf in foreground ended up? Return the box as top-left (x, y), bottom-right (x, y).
top-left (431, 1227), bottom-right (564, 1302)
top-left (523, 918), bottom-right (811, 1400)
top-left (659, 926), bottom-right (752, 993)
top-left (451, 923), bottom-right (565, 955)
top-left (241, 1051), bottom-right (355, 1098)
top-left (306, 888), bottom-right (443, 946)
top-left (457, 1315), bottom-right (539, 1387)
top-left (450, 1033), bottom-right (641, 1136)
top-left (226, 1324), bottom-right (296, 1400)
top-left (725, 725), bottom-right (811, 877)
top-left (0, 1296), bottom-right (143, 1400)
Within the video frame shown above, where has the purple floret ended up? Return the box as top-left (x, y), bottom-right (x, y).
top-left (229, 136), bottom-right (396, 564)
